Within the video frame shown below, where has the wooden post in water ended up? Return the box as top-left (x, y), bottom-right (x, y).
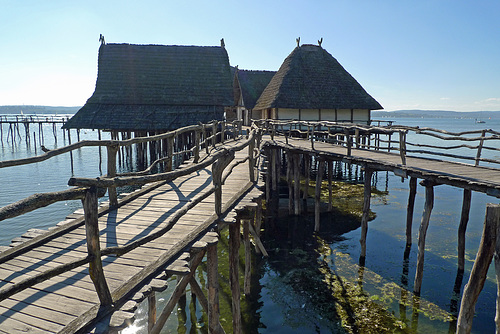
top-left (303, 155), bottom-right (310, 212)
top-left (148, 292), bottom-right (156, 333)
top-left (229, 218), bottom-right (242, 334)
top-left (399, 131), bottom-right (407, 165)
top-left (413, 181), bottom-right (435, 296)
top-left (456, 204), bottom-right (500, 333)
top-left (82, 186), bottom-right (112, 306)
top-left (107, 143), bottom-right (119, 207)
top-left (287, 152), bottom-right (293, 215)
top-left (458, 189), bottom-right (472, 271)
top-left (206, 242), bottom-right (221, 334)
top-left (327, 160), bottom-right (333, 211)
top-left (244, 218), bottom-right (251, 295)
top-left (67, 129), bottom-right (74, 173)
top-left (293, 153), bottom-right (301, 215)
top-left (359, 168), bottom-right (373, 264)
top-left (406, 177), bottom-right (417, 249)
top-left (314, 159), bottom-right (325, 232)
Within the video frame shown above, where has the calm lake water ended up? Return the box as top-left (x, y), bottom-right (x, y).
top-left (1, 114), bottom-right (499, 333)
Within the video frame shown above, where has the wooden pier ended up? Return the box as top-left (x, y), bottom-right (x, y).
top-left (1, 119), bottom-right (500, 333)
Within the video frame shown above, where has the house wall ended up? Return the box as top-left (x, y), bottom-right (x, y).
top-left (273, 108), bottom-right (370, 124)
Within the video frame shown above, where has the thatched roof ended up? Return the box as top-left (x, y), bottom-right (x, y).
top-left (235, 70), bottom-right (276, 110)
top-left (254, 44), bottom-right (382, 111)
top-left (64, 43), bottom-right (233, 131)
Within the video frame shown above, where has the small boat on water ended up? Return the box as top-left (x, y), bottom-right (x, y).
top-left (475, 118), bottom-right (486, 123)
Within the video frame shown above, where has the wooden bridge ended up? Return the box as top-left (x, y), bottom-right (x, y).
top-left (1, 119), bottom-right (500, 333)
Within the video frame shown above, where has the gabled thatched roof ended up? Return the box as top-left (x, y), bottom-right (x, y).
top-left (236, 70), bottom-right (276, 110)
top-left (254, 44), bottom-right (382, 111)
top-left (64, 43), bottom-right (233, 131)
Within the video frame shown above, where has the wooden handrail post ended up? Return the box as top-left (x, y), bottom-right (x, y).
top-left (399, 130), bottom-right (407, 165)
top-left (475, 129), bottom-right (486, 166)
top-left (193, 128), bottom-right (201, 163)
top-left (344, 128), bottom-right (352, 156)
top-left (212, 150), bottom-right (235, 216)
top-left (456, 204), bottom-right (500, 333)
top-left (106, 143), bottom-right (119, 207)
top-left (355, 128), bottom-right (360, 149)
top-left (248, 134), bottom-right (256, 183)
top-left (212, 122), bottom-right (217, 148)
top-left (310, 125), bottom-right (315, 150)
top-left (221, 121), bottom-right (225, 144)
top-left (83, 186), bottom-right (112, 306)
top-left (166, 136), bottom-right (174, 172)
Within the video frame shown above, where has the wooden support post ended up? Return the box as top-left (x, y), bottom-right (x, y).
top-left (287, 153), bottom-right (293, 215)
top-left (194, 129), bottom-right (200, 163)
top-left (212, 122), bottom-right (217, 148)
top-left (303, 155), bottom-right (310, 212)
top-left (359, 168), bottom-right (373, 263)
top-left (355, 128), bottom-right (360, 149)
top-left (310, 125), bottom-right (315, 150)
top-left (314, 159), bottom-right (325, 232)
top-left (475, 129), bottom-right (486, 167)
top-left (458, 189), bottom-right (472, 271)
top-left (166, 136), bottom-right (174, 172)
top-left (344, 128), bottom-right (352, 156)
top-left (271, 148), bottom-right (278, 194)
top-left (148, 292), bottom-right (156, 333)
top-left (244, 219), bottom-right (251, 295)
top-left (327, 160), bottom-right (333, 212)
top-left (456, 204), bottom-right (500, 333)
top-left (68, 129), bottom-right (74, 173)
top-left (83, 186), bottom-right (112, 306)
top-left (107, 143), bottom-right (119, 207)
top-left (293, 153), bottom-right (301, 215)
top-left (413, 182), bottom-right (435, 296)
top-left (221, 121), bottom-right (225, 143)
top-left (399, 131), bottom-right (407, 165)
top-left (229, 218), bottom-right (242, 334)
top-left (406, 177), bottom-right (417, 248)
top-left (248, 134), bottom-right (256, 183)
top-left (212, 150), bottom-right (234, 216)
top-left (151, 250), bottom-right (206, 334)
top-left (207, 242), bottom-right (221, 334)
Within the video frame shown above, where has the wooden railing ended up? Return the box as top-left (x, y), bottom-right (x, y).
top-left (0, 120), bottom-right (256, 308)
top-left (255, 119), bottom-right (500, 167)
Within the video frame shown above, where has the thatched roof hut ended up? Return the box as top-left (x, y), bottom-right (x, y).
top-left (254, 44), bottom-right (382, 123)
top-left (64, 42), bottom-right (233, 131)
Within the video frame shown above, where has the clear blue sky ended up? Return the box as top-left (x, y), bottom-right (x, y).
top-left (1, 0), bottom-right (499, 112)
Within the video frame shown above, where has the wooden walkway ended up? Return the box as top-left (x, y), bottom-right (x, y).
top-left (0, 140), bottom-right (262, 333)
top-left (268, 136), bottom-right (500, 196)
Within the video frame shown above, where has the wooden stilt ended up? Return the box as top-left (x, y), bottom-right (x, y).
top-left (271, 148), bottom-right (278, 194)
top-left (359, 168), bottom-right (373, 263)
top-left (287, 153), bottom-right (293, 215)
top-left (458, 189), bottom-right (472, 271)
top-left (150, 250), bottom-right (205, 334)
top-left (148, 292), bottom-right (156, 333)
top-left (406, 177), bottom-right (417, 248)
top-left (244, 219), bottom-right (251, 295)
top-left (293, 153), bottom-right (301, 215)
top-left (107, 144), bottom-right (119, 207)
top-left (413, 182), bottom-right (435, 296)
top-left (314, 159), bottom-right (325, 232)
top-left (456, 204), bottom-right (500, 333)
top-left (229, 218), bottom-right (242, 334)
top-left (328, 160), bottom-right (333, 211)
top-left (206, 242), bottom-right (221, 334)
top-left (303, 155), bottom-right (310, 212)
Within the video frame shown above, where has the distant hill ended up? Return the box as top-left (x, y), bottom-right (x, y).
top-left (0, 105), bottom-right (80, 115)
top-left (373, 110), bottom-right (500, 119)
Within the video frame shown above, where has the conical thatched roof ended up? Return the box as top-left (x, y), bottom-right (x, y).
top-left (254, 44), bottom-right (382, 111)
top-left (236, 70), bottom-right (276, 110)
top-left (64, 43), bottom-right (233, 131)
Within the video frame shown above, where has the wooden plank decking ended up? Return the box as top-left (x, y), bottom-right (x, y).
top-left (269, 136), bottom-right (500, 196)
top-left (0, 141), bottom-right (261, 333)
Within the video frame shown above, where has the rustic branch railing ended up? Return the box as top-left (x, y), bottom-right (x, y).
top-left (255, 119), bottom-right (500, 167)
top-left (0, 120), bottom-right (252, 307)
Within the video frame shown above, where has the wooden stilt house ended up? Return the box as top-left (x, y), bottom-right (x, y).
top-left (230, 69), bottom-right (275, 126)
top-left (63, 41), bottom-right (233, 131)
top-left (253, 42), bottom-right (383, 124)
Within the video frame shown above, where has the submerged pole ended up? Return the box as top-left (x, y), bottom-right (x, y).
top-left (413, 181), bottom-right (435, 296)
top-left (359, 168), bottom-right (373, 265)
top-left (406, 177), bottom-right (417, 250)
top-left (458, 189), bottom-right (472, 272)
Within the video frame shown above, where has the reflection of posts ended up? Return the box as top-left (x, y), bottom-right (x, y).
top-left (359, 168), bottom-right (373, 265)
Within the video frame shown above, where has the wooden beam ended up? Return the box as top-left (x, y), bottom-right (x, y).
top-left (359, 168), bottom-right (373, 263)
top-left (456, 204), bottom-right (500, 333)
top-left (229, 218), bottom-right (242, 334)
top-left (406, 177), bottom-right (417, 249)
top-left (413, 184), bottom-right (434, 296)
top-left (458, 189), bottom-right (472, 271)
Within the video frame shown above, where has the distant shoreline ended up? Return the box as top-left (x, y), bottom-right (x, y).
top-left (0, 105), bottom-right (80, 114)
